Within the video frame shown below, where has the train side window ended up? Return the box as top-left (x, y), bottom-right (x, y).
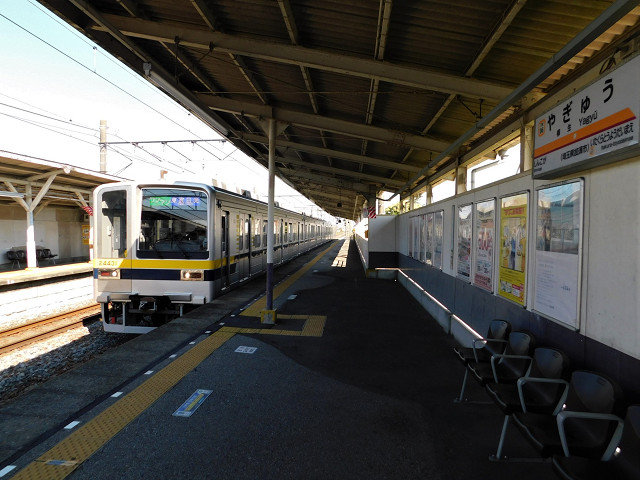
top-left (254, 218), bottom-right (261, 248)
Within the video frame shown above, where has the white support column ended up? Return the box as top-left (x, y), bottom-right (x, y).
top-left (263, 118), bottom-right (277, 323)
top-left (520, 121), bottom-right (534, 173)
top-left (456, 164), bottom-right (467, 195)
top-left (25, 184), bottom-right (37, 269)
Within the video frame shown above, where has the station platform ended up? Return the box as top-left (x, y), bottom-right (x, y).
top-left (0, 239), bottom-right (554, 479)
top-left (0, 263), bottom-right (92, 287)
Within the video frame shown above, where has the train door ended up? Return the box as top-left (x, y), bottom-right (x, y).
top-left (95, 186), bottom-right (131, 292)
top-left (246, 215), bottom-right (252, 277)
top-left (235, 212), bottom-right (250, 281)
top-left (221, 211), bottom-right (230, 289)
top-left (262, 219), bottom-right (268, 270)
top-left (250, 215), bottom-right (263, 276)
top-left (278, 219), bottom-right (284, 264)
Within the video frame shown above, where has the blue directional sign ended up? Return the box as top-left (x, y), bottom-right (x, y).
top-left (172, 389), bottom-right (213, 417)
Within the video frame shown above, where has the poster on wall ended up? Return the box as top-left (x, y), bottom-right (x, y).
top-left (457, 205), bottom-right (472, 280)
top-left (425, 213), bottom-right (434, 265)
top-left (434, 210), bottom-right (444, 269)
top-left (82, 224), bottom-right (90, 245)
top-left (499, 193), bottom-right (528, 306)
top-left (533, 180), bottom-right (583, 329)
top-left (474, 199), bottom-right (495, 291)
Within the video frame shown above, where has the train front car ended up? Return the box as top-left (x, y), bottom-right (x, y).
top-left (93, 182), bottom-right (214, 333)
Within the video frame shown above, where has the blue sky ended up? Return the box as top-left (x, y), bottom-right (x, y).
top-left (0, 0), bottom-right (330, 217)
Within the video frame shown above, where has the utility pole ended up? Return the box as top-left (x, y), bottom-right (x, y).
top-left (100, 120), bottom-right (107, 173)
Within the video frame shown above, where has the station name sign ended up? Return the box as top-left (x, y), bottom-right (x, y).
top-left (533, 54), bottom-right (640, 179)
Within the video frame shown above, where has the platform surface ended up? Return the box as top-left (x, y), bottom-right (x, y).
top-left (0, 239), bottom-right (553, 479)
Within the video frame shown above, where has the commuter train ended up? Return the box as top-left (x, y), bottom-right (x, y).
top-left (92, 181), bottom-right (334, 333)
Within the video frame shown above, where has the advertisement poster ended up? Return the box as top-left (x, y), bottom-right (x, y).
top-left (82, 224), bottom-right (90, 245)
top-left (533, 54), bottom-right (640, 178)
top-left (474, 199), bottom-right (495, 291)
top-left (425, 213), bottom-right (433, 265)
top-left (433, 210), bottom-right (444, 269)
top-left (533, 181), bottom-right (583, 328)
top-left (499, 193), bottom-right (528, 305)
top-left (457, 204), bottom-right (472, 280)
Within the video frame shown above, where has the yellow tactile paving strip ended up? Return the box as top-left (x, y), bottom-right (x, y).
top-left (10, 330), bottom-right (235, 480)
top-left (10, 242), bottom-right (337, 480)
top-left (240, 241), bottom-right (337, 317)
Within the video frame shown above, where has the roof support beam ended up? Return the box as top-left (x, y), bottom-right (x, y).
top-left (280, 169), bottom-right (373, 193)
top-left (96, 14), bottom-right (514, 100)
top-left (238, 132), bottom-right (421, 173)
top-left (199, 95), bottom-right (450, 152)
top-left (276, 156), bottom-right (405, 187)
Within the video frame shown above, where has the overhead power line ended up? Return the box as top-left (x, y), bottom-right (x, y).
top-left (100, 139), bottom-right (226, 145)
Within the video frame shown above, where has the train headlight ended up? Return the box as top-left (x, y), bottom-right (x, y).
top-left (98, 269), bottom-right (120, 279)
top-left (181, 269), bottom-right (204, 281)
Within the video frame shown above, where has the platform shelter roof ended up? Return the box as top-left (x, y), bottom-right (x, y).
top-left (0, 152), bottom-right (121, 210)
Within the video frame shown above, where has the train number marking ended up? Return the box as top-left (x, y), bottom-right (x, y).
top-left (97, 259), bottom-right (120, 267)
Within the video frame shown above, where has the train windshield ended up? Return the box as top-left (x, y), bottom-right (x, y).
top-left (137, 188), bottom-right (209, 259)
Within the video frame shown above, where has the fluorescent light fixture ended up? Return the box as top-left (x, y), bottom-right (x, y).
top-left (0, 191), bottom-right (24, 198)
top-left (143, 62), bottom-right (229, 137)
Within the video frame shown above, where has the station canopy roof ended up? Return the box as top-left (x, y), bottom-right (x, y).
top-left (37, 0), bottom-right (640, 219)
top-left (0, 152), bottom-right (120, 209)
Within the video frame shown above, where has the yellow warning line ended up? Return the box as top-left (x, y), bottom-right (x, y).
top-left (240, 241), bottom-right (337, 317)
top-left (10, 330), bottom-right (235, 480)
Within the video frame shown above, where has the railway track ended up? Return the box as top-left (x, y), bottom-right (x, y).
top-left (0, 305), bottom-right (102, 355)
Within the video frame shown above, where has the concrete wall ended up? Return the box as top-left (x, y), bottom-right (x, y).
top-left (367, 159), bottom-right (640, 399)
top-left (0, 204), bottom-right (90, 268)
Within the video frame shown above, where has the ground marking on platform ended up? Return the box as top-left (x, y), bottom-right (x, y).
top-left (235, 346), bottom-right (257, 354)
top-left (144, 370), bottom-right (154, 375)
top-left (189, 341), bottom-right (196, 345)
top-left (64, 421), bottom-right (80, 430)
top-left (287, 294), bottom-right (297, 300)
top-left (169, 354), bottom-right (177, 359)
top-left (45, 460), bottom-right (77, 466)
top-left (240, 241), bottom-right (337, 317)
top-left (9, 329), bottom-right (235, 480)
top-left (0, 466), bottom-right (16, 477)
top-left (222, 315), bottom-right (326, 338)
top-left (173, 389), bottom-right (213, 418)
top-left (111, 392), bottom-right (123, 398)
